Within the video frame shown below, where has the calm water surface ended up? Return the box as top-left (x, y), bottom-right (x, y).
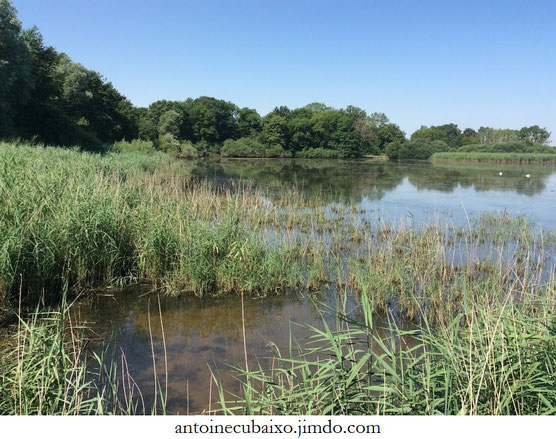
top-left (80, 159), bottom-right (556, 413)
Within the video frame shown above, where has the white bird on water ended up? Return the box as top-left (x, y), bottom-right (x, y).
top-left (525, 174), bottom-right (531, 178)
top-left (498, 172), bottom-right (503, 176)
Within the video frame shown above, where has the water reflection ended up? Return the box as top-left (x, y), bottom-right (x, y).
top-left (192, 159), bottom-right (556, 227)
top-left (79, 289), bottom-right (341, 413)
top-left (193, 159), bottom-right (555, 197)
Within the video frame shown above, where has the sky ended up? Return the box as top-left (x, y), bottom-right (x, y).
top-left (13, 0), bottom-right (556, 140)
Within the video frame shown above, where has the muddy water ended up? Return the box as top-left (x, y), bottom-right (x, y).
top-left (78, 159), bottom-right (556, 413)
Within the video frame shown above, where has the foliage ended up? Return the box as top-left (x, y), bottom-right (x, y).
top-left (179, 140), bottom-right (198, 159)
top-left (385, 139), bottom-right (449, 160)
top-left (113, 138), bottom-right (154, 154)
top-left (0, 1), bottom-right (137, 149)
top-left (0, 0), bottom-right (32, 136)
top-left (158, 133), bottom-right (181, 153)
top-left (0, 1), bottom-right (552, 158)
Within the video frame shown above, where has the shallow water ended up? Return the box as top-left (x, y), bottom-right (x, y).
top-left (79, 159), bottom-right (556, 413)
top-left (192, 159), bottom-right (556, 228)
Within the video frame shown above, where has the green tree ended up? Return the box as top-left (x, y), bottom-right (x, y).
top-left (185, 96), bottom-right (238, 144)
top-left (0, 0), bottom-right (32, 136)
top-left (375, 123), bottom-right (405, 151)
top-left (237, 107), bottom-right (261, 137)
top-left (518, 125), bottom-right (550, 144)
top-left (158, 109), bottom-right (181, 138)
top-left (260, 113), bottom-right (287, 148)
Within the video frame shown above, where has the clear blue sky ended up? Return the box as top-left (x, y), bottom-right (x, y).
top-left (13, 0), bottom-right (556, 140)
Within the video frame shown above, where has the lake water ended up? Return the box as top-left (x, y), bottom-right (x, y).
top-left (78, 159), bottom-right (556, 413)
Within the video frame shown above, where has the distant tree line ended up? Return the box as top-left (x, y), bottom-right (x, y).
top-left (0, 0), bottom-right (552, 158)
top-left (385, 123), bottom-right (552, 160)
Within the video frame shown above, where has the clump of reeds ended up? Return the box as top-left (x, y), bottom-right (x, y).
top-left (432, 152), bottom-right (556, 164)
top-left (0, 143), bottom-right (310, 310)
top-left (0, 298), bottom-right (170, 415)
top-left (217, 288), bottom-right (556, 415)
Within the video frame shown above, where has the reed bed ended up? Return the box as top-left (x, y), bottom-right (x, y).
top-left (0, 142), bottom-right (310, 312)
top-left (1, 141), bottom-right (555, 415)
top-left (0, 301), bottom-right (168, 415)
top-left (217, 289), bottom-right (556, 415)
top-left (431, 152), bottom-right (556, 164)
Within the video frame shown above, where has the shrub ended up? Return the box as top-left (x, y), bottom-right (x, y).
top-left (194, 139), bottom-right (220, 156)
top-left (113, 139), bottom-right (155, 154)
top-left (385, 139), bottom-right (449, 160)
top-left (179, 140), bottom-right (198, 159)
top-left (158, 133), bottom-right (181, 153)
top-left (263, 144), bottom-right (291, 158)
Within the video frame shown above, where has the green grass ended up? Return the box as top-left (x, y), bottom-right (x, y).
top-left (216, 289), bottom-right (556, 415)
top-left (431, 152), bottom-right (556, 164)
top-left (0, 302), bottom-right (168, 415)
top-left (0, 142), bottom-right (307, 310)
top-left (1, 141), bottom-right (555, 415)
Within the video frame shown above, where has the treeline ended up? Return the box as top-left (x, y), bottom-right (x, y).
top-left (0, 0), bottom-right (552, 158)
top-left (385, 124), bottom-right (553, 160)
top-left (136, 100), bottom-right (405, 158)
top-left (0, 0), bottom-right (137, 150)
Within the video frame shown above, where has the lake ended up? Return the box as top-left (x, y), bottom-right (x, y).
top-left (78, 159), bottom-right (556, 413)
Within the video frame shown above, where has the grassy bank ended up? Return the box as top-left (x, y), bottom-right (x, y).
top-left (431, 152), bottom-right (556, 164)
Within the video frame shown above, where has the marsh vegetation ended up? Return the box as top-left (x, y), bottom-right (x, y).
top-left (1, 143), bottom-right (555, 415)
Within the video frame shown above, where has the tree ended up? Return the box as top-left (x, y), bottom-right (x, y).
top-left (259, 113), bottom-right (287, 148)
top-left (185, 96), bottom-right (238, 144)
top-left (237, 107), bottom-right (261, 137)
top-left (0, 0), bottom-right (32, 136)
top-left (304, 102), bottom-right (333, 113)
top-left (410, 124), bottom-right (462, 149)
top-left (518, 125), bottom-right (550, 144)
top-left (477, 127), bottom-right (519, 143)
top-left (158, 109), bottom-right (180, 138)
top-left (375, 123), bottom-right (405, 151)
top-left (368, 112), bottom-right (389, 128)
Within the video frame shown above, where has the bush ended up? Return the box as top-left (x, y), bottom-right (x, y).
top-left (194, 139), bottom-right (220, 156)
top-left (385, 139), bottom-right (449, 160)
top-left (179, 141), bottom-right (198, 159)
top-left (264, 144), bottom-right (291, 158)
top-left (158, 133), bottom-right (181, 153)
top-left (113, 139), bottom-right (155, 154)
top-left (295, 147), bottom-right (344, 159)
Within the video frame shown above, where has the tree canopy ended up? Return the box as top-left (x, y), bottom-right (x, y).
top-left (0, 0), bottom-right (552, 158)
